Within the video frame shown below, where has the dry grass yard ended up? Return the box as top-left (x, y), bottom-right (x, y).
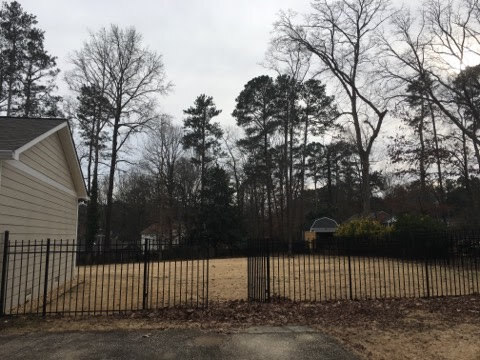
top-left (8, 255), bottom-right (479, 315)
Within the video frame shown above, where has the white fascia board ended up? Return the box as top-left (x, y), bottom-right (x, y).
top-left (12, 122), bottom-right (68, 160)
top-left (57, 126), bottom-right (89, 200)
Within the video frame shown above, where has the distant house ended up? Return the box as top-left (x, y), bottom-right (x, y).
top-left (0, 117), bottom-right (88, 312)
top-left (140, 223), bottom-right (182, 251)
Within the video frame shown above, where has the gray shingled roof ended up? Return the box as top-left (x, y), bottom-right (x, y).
top-left (0, 117), bottom-right (66, 152)
top-left (310, 217), bottom-right (338, 232)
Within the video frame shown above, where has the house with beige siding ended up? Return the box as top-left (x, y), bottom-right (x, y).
top-left (0, 117), bottom-right (87, 314)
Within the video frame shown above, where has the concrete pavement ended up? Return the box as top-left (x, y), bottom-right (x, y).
top-left (0, 326), bottom-right (357, 359)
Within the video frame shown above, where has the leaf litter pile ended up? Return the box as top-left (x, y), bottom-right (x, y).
top-left (2, 296), bottom-right (480, 359)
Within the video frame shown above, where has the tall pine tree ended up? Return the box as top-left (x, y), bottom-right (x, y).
top-left (233, 75), bottom-right (278, 239)
top-left (76, 85), bottom-right (112, 249)
top-left (182, 94), bottom-right (223, 208)
top-left (0, 1), bottom-right (60, 116)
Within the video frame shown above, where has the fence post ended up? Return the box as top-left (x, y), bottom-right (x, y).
top-left (265, 238), bottom-right (271, 302)
top-left (42, 239), bottom-right (51, 317)
top-left (205, 235), bottom-right (209, 308)
top-left (424, 238), bottom-right (430, 298)
top-left (142, 239), bottom-right (149, 310)
top-left (347, 237), bottom-right (353, 301)
top-left (0, 231), bottom-right (9, 317)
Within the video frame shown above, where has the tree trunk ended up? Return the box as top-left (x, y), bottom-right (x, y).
top-left (86, 134), bottom-right (94, 195)
top-left (360, 151), bottom-right (371, 215)
top-left (299, 110), bottom-right (309, 238)
top-left (473, 138), bottom-right (480, 173)
top-left (104, 116), bottom-right (120, 249)
top-left (23, 63), bottom-right (35, 117)
top-left (283, 108), bottom-right (289, 245)
top-left (288, 105), bottom-right (295, 246)
top-left (278, 160), bottom-right (285, 241)
top-left (167, 165), bottom-right (175, 247)
top-left (418, 103), bottom-right (427, 212)
top-left (263, 129), bottom-right (274, 240)
top-left (6, 40), bottom-right (16, 117)
top-left (326, 149), bottom-right (333, 212)
top-left (462, 130), bottom-right (471, 195)
top-left (460, 125), bottom-right (478, 219)
top-left (200, 109), bottom-right (206, 209)
top-left (429, 104), bottom-right (445, 203)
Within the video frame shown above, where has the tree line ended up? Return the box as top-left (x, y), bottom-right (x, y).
top-left (1, 0), bottom-right (480, 250)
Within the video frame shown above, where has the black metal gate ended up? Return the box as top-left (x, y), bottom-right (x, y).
top-left (247, 238), bottom-right (270, 302)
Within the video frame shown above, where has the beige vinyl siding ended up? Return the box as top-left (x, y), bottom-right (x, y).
top-left (2, 241), bottom-right (75, 314)
top-left (19, 133), bottom-right (75, 190)
top-left (0, 162), bottom-right (77, 238)
top-left (0, 132), bottom-right (80, 314)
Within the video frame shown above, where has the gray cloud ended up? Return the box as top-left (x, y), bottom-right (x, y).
top-left (22, 0), bottom-right (313, 127)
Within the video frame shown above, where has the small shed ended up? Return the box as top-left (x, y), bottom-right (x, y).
top-left (305, 217), bottom-right (339, 250)
top-left (0, 117), bottom-right (87, 313)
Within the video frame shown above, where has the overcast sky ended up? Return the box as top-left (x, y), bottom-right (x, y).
top-left (20, 0), bottom-right (323, 128)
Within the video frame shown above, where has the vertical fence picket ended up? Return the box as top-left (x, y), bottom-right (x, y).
top-left (143, 239), bottom-right (149, 310)
top-left (347, 251), bottom-right (353, 301)
top-left (0, 231), bottom-right (9, 317)
top-left (42, 239), bottom-right (51, 317)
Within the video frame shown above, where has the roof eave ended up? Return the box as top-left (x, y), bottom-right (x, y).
top-left (57, 125), bottom-right (89, 200)
top-left (0, 150), bottom-right (13, 159)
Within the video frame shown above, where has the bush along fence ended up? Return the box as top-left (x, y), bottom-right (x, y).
top-left (0, 229), bottom-right (479, 316)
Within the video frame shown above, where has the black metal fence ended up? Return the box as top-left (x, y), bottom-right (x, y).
top-left (247, 238), bottom-right (270, 302)
top-left (0, 232), bottom-right (209, 316)
top-left (261, 230), bottom-right (480, 302)
top-left (1, 229), bottom-right (479, 317)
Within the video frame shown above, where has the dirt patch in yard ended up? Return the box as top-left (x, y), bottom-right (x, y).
top-left (2, 296), bottom-right (479, 359)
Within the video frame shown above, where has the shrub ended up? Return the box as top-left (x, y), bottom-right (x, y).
top-left (393, 214), bottom-right (446, 234)
top-left (335, 217), bottom-right (392, 237)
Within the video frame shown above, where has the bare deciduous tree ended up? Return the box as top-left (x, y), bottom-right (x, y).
top-left (142, 116), bottom-right (184, 246)
top-left (68, 25), bottom-right (171, 247)
top-left (384, 1), bottom-right (480, 144)
top-left (274, 0), bottom-right (393, 214)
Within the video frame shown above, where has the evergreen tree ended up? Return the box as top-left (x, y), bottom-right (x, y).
top-left (297, 79), bottom-right (336, 233)
top-left (182, 94), bottom-right (223, 207)
top-left (233, 75), bottom-right (278, 239)
top-left (0, 1), bottom-right (60, 116)
top-left (199, 165), bottom-right (243, 251)
top-left (76, 85), bottom-right (112, 249)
